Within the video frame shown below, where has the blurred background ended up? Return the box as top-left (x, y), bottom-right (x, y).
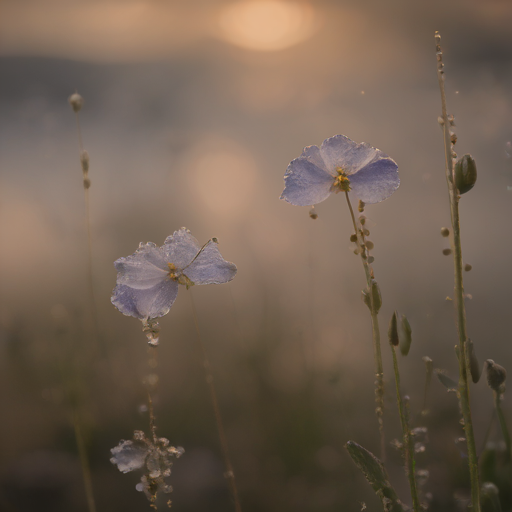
top-left (1, 0), bottom-right (512, 511)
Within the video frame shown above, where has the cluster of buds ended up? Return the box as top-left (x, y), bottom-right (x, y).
top-left (111, 430), bottom-right (184, 509)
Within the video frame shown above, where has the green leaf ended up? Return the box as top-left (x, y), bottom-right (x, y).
top-left (435, 369), bottom-right (458, 390)
top-left (345, 441), bottom-right (405, 512)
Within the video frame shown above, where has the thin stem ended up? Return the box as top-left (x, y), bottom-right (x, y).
top-left (190, 293), bottom-right (242, 512)
top-left (391, 347), bottom-right (420, 512)
top-left (73, 409), bottom-right (97, 512)
top-left (344, 192), bottom-right (386, 462)
top-left (494, 391), bottom-right (512, 462)
top-left (147, 344), bottom-right (159, 445)
top-left (74, 110), bottom-right (102, 354)
top-left (435, 32), bottom-right (481, 511)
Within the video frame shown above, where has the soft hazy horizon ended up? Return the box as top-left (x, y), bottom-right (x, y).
top-left (1, 1), bottom-right (512, 511)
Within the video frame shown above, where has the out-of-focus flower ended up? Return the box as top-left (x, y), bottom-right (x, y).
top-left (111, 430), bottom-right (184, 505)
top-left (111, 228), bottom-right (237, 321)
top-left (280, 134), bottom-right (399, 206)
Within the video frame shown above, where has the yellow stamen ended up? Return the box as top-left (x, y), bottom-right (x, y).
top-left (333, 167), bottom-right (351, 193)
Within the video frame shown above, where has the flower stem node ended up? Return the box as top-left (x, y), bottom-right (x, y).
top-left (68, 92), bottom-right (84, 113)
top-left (454, 154), bottom-right (477, 194)
top-left (485, 359), bottom-right (507, 392)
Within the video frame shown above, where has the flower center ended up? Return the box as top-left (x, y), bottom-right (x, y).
top-left (333, 167), bottom-right (351, 192)
top-left (168, 263), bottom-right (194, 289)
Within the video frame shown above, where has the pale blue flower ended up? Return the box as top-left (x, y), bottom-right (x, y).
top-left (280, 134), bottom-right (399, 206)
top-left (111, 228), bottom-right (237, 321)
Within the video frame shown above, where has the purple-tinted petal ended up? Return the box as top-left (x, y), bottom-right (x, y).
top-left (320, 135), bottom-right (384, 175)
top-left (349, 157), bottom-right (400, 204)
top-left (110, 440), bottom-right (149, 473)
top-left (162, 228), bottom-right (201, 270)
top-left (300, 144), bottom-right (328, 171)
top-left (114, 242), bottom-right (169, 290)
top-left (280, 157), bottom-right (334, 206)
top-left (111, 279), bottom-right (179, 320)
top-left (183, 241), bottom-right (237, 285)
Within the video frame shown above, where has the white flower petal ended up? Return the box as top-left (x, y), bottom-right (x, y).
top-left (280, 157), bottom-right (334, 206)
top-left (183, 241), bottom-right (237, 285)
top-left (111, 279), bottom-right (179, 320)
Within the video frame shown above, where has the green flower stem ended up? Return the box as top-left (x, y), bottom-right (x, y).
top-left (436, 33), bottom-right (481, 511)
top-left (494, 391), bottom-right (512, 462)
top-left (391, 346), bottom-right (420, 512)
top-left (345, 192), bottom-right (386, 462)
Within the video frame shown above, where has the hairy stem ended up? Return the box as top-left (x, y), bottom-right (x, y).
top-left (435, 31), bottom-right (480, 511)
top-left (391, 347), bottom-right (420, 511)
top-left (344, 192), bottom-right (385, 461)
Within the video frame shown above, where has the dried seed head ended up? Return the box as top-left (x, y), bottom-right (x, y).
top-left (440, 227), bottom-right (450, 237)
top-left (68, 92), bottom-right (84, 113)
top-left (442, 248), bottom-right (452, 256)
top-left (485, 359), bottom-right (506, 392)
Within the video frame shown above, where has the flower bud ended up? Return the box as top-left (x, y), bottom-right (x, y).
top-left (68, 92), bottom-right (84, 113)
top-left (358, 200), bottom-right (365, 213)
top-left (464, 263), bottom-right (472, 272)
top-left (365, 240), bottom-right (374, 250)
top-left (467, 339), bottom-right (481, 383)
top-left (80, 150), bottom-right (89, 173)
top-left (309, 207), bottom-right (318, 220)
top-left (362, 279), bottom-right (382, 314)
top-left (388, 311), bottom-right (399, 346)
top-left (442, 248), bottom-right (452, 256)
top-left (454, 154), bottom-right (477, 194)
top-left (400, 315), bottom-right (412, 356)
top-left (440, 227), bottom-right (450, 237)
top-left (350, 234), bottom-right (357, 243)
top-left (83, 178), bottom-right (91, 189)
top-left (485, 359), bottom-right (507, 392)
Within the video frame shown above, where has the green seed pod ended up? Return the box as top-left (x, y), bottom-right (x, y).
top-left (454, 154), bottom-right (477, 194)
top-left (400, 315), bottom-right (412, 356)
top-left (485, 359), bottom-right (507, 392)
top-left (388, 311), bottom-right (399, 346)
top-left (467, 339), bottom-right (481, 383)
